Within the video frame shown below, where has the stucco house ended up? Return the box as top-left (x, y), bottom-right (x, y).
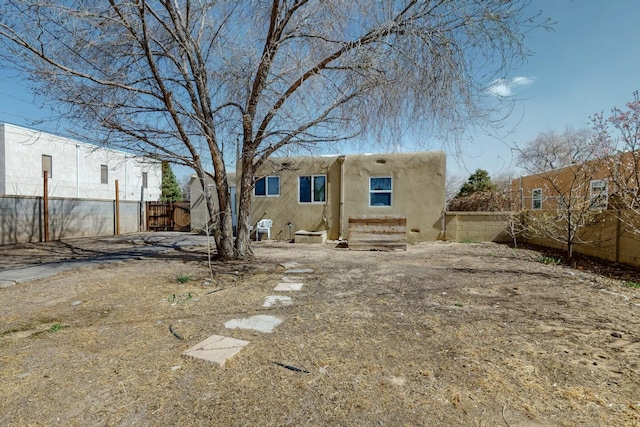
top-left (0, 123), bottom-right (162, 201)
top-left (190, 151), bottom-right (446, 244)
top-left (511, 160), bottom-right (616, 212)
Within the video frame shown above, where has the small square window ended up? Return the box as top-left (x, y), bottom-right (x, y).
top-left (254, 176), bottom-right (280, 196)
top-left (101, 165), bottom-right (108, 184)
top-left (532, 188), bottom-right (542, 210)
top-left (590, 179), bottom-right (608, 210)
top-left (42, 154), bottom-right (52, 178)
top-left (370, 177), bottom-right (392, 207)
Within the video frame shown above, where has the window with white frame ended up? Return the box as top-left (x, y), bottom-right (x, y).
top-left (42, 154), bottom-right (52, 178)
top-left (299, 175), bottom-right (326, 203)
top-left (369, 177), bottom-right (392, 206)
top-left (101, 165), bottom-right (108, 184)
top-left (590, 179), bottom-right (608, 210)
top-left (532, 188), bottom-right (542, 210)
top-left (254, 176), bottom-right (280, 197)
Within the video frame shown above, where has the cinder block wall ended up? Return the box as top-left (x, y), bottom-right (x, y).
top-left (522, 210), bottom-right (640, 267)
top-left (444, 212), bottom-right (512, 243)
top-left (445, 210), bottom-right (640, 269)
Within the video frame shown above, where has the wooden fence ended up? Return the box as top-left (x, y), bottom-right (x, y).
top-left (146, 201), bottom-right (191, 232)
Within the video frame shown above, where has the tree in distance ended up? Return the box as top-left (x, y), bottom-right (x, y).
top-left (161, 162), bottom-right (182, 202)
top-left (457, 169), bottom-right (497, 198)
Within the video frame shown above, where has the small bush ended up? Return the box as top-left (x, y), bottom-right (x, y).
top-left (624, 281), bottom-right (640, 289)
top-left (47, 323), bottom-right (66, 333)
top-left (168, 293), bottom-right (193, 304)
top-left (176, 274), bottom-right (192, 284)
top-left (537, 256), bottom-right (562, 265)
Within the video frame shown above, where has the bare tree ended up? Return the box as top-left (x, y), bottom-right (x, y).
top-left (515, 127), bottom-right (596, 172)
top-left (591, 94), bottom-right (640, 235)
top-left (0, 1), bottom-right (551, 259)
top-left (515, 128), bottom-right (613, 263)
top-left (445, 173), bottom-right (465, 208)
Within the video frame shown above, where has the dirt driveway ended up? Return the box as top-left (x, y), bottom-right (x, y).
top-left (1, 237), bottom-right (640, 426)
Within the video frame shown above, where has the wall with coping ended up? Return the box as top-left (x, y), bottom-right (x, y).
top-left (444, 212), bottom-right (512, 243)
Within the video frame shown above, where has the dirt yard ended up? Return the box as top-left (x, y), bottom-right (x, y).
top-left (1, 237), bottom-right (640, 426)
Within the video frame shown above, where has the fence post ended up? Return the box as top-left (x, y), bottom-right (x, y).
top-left (140, 186), bottom-right (144, 232)
top-left (615, 210), bottom-right (621, 263)
top-left (43, 171), bottom-right (49, 242)
top-left (115, 179), bottom-right (120, 236)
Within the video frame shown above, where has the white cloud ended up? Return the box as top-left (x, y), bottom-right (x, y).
top-left (511, 76), bottom-right (534, 86)
top-left (487, 76), bottom-right (534, 97)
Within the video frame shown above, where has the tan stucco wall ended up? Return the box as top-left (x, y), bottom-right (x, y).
top-left (342, 152), bottom-right (445, 243)
top-left (190, 151), bottom-right (446, 243)
top-left (252, 156), bottom-right (341, 240)
top-left (510, 158), bottom-right (621, 211)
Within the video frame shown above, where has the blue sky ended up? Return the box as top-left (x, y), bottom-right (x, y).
top-left (443, 0), bottom-right (640, 179)
top-left (1, 0), bottom-right (639, 182)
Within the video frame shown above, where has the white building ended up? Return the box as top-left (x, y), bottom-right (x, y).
top-left (0, 123), bottom-right (161, 201)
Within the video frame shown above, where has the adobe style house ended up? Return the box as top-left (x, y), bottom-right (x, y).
top-left (190, 151), bottom-right (446, 244)
top-left (511, 162), bottom-right (611, 212)
top-left (0, 123), bottom-right (162, 201)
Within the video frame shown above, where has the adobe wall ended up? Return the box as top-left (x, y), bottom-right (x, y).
top-left (342, 152), bottom-right (446, 243)
top-left (251, 156), bottom-right (341, 240)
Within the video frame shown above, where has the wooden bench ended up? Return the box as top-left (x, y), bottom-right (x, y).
top-left (347, 215), bottom-right (407, 251)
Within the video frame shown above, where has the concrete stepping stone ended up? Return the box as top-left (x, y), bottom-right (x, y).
top-left (281, 276), bottom-right (304, 283)
top-left (284, 268), bottom-right (313, 274)
top-left (279, 261), bottom-right (302, 269)
top-left (224, 315), bottom-right (283, 333)
top-left (263, 295), bottom-right (293, 307)
top-left (182, 335), bottom-right (249, 368)
top-left (274, 282), bottom-right (303, 291)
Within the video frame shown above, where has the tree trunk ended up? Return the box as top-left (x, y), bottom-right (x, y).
top-left (565, 212), bottom-right (573, 265)
top-left (235, 151), bottom-right (254, 258)
top-left (210, 155), bottom-right (236, 260)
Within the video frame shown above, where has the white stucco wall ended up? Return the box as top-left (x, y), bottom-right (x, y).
top-left (0, 125), bottom-right (5, 195)
top-left (0, 123), bottom-right (161, 201)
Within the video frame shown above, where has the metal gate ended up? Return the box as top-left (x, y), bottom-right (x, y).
top-left (146, 201), bottom-right (191, 231)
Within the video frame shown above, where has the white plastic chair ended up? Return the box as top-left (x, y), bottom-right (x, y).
top-left (255, 219), bottom-right (273, 241)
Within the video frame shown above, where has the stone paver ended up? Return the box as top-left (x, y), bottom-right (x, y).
top-left (279, 261), bottom-right (302, 269)
top-left (284, 268), bottom-right (314, 274)
top-left (263, 295), bottom-right (293, 307)
top-left (274, 282), bottom-right (303, 291)
top-left (182, 335), bottom-right (250, 368)
top-left (224, 315), bottom-right (283, 333)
